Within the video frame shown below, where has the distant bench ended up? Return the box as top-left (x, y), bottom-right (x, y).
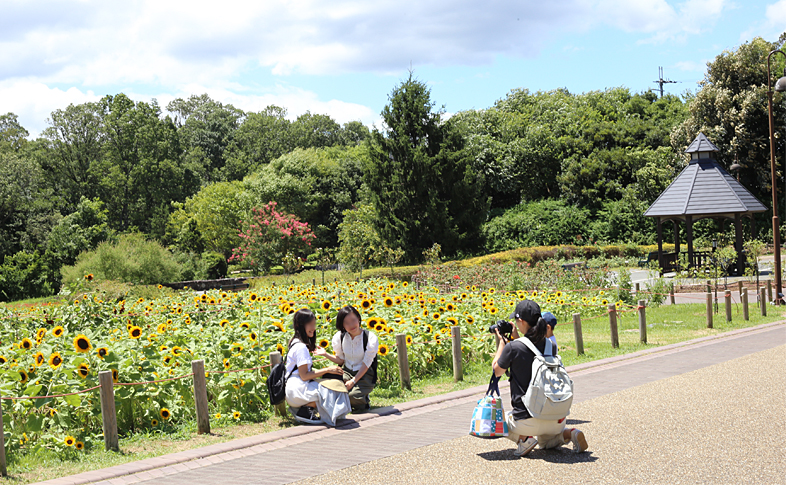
top-left (561, 261), bottom-right (587, 271)
top-left (638, 251), bottom-right (658, 268)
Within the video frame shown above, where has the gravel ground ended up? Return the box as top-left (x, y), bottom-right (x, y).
top-left (295, 345), bottom-right (786, 485)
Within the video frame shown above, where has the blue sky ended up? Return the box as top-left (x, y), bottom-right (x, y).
top-left (1, 0), bottom-right (785, 136)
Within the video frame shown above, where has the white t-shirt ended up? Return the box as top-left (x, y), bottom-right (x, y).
top-left (285, 339), bottom-right (312, 379)
top-left (331, 330), bottom-right (379, 372)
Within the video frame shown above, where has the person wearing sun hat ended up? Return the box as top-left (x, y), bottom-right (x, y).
top-left (492, 300), bottom-right (588, 457)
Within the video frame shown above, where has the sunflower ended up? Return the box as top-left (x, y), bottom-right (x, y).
top-left (446, 317), bottom-right (459, 326)
top-left (466, 315), bottom-right (475, 324)
top-left (248, 332), bottom-right (258, 342)
top-left (220, 319), bottom-right (229, 328)
top-left (151, 418), bottom-right (159, 426)
top-left (432, 312), bottom-right (441, 320)
top-left (231, 343), bottom-right (243, 354)
top-left (233, 411), bottom-right (241, 420)
top-left (374, 323), bottom-right (385, 332)
top-left (360, 299), bottom-right (372, 310)
top-left (318, 339), bottom-right (329, 349)
top-left (18, 369), bottom-right (29, 384)
top-left (162, 355), bottom-right (173, 365)
top-left (601, 299), bottom-right (609, 306)
top-left (405, 335), bottom-right (413, 345)
top-left (383, 297), bottom-right (394, 307)
top-left (223, 358), bottom-right (231, 369)
top-left (402, 281), bottom-right (409, 287)
top-left (425, 324), bottom-right (433, 334)
top-left (34, 352), bottom-right (45, 367)
top-left (48, 352), bottom-right (63, 370)
top-left (276, 343), bottom-right (284, 354)
top-left (111, 369), bottom-right (119, 383)
top-left (73, 335), bottom-right (91, 353)
top-left (128, 326), bottom-right (142, 339)
top-left (214, 413), bottom-right (222, 420)
top-left (157, 323), bottom-right (167, 334)
top-left (321, 300), bottom-right (331, 311)
top-left (20, 338), bottom-right (32, 350)
top-left (240, 322), bottom-right (251, 330)
top-left (96, 347), bottom-right (108, 359)
top-left (0, 356), bottom-right (6, 365)
top-left (378, 344), bottom-right (389, 356)
top-left (76, 362), bottom-right (89, 379)
top-left (64, 436), bottom-right (76, 447)
top-left (489, 307), bottom-right (499, 315)
top-left (160, 408), bottom-right (171, 420)
top-left (249, 293), bottom-right (258, 302)
top-left (36, 328), bottom-right (46, 340)
top-left (159, 345), bottom-right (169, 352)
top-left (446, 303), bottom-right (456, 312)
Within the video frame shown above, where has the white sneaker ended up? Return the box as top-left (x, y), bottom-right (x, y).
top-left (570, 428), bottom-right (588, 453)
top-left (513, 436), bottom-right (538, 457)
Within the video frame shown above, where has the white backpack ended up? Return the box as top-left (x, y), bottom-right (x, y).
top-left (516, 337), bottom-right (573, 420)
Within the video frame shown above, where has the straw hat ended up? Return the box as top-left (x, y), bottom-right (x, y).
top-left (317, 378), bottom-right (349, 393)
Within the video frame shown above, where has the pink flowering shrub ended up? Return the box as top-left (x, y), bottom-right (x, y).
top-left (229, 202), bottom-right (315, 274)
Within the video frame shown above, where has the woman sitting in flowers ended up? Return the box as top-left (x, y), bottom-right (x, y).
top-left (314, 305), bottom-right (379, 411)
top-left (285, 308), bottom-right (350, 425)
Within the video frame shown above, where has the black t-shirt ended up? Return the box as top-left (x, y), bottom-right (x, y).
top-left (497, 338), bottom-right (548, 420)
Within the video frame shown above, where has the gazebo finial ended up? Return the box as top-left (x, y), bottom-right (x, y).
top-left (685, 133), bottom-right (720, 160)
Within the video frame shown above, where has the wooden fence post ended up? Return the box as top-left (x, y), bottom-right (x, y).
top-left (706, 292), bottom-right (713, 328)
top-left (638, 299), bottom-right (647, 344)
top-left (98, 370), bottom-right (119, 452)
top-left (572, 313), bottom-right (584, 356)
top-left (607, 304), bottom-right (619, 349)
top-left (669, 289), bottom-right (675, 305)
top-left (191, 360), bottom-right (210, 435)
top-left (634, 282), bottom-right (640, 297)
top-left (396, 334), bottom-right (411, 390)
top-left (451, 326), bottom-right (463, 382)
top-left (724, 290), bottom-right (732, 322)
top-left (737, 281), bottom-right (743, 296)
top-left (767, 279), bottom-right (772, 302)
top-left (269, 351), bottom-right (288, 417)
top-left (0, 393), bottom-right (7, 477)
top-left (760, 287), bottom-right (767, 316)
top-left (706, 280), bottom-right (711, 294)
top-left (312, 278), bottom-right (315, 286)
top-left (742, 287), bottom-right (749, 321)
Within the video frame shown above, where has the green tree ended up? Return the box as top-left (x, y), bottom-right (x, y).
top-left (167, 181), bottom-right (249, 257)
top-left (366, 74), bottom-right (488, 261)
top-left (224, 105), bottom-right (293, 179)
top-left (337, 204), bottom-right (381, 274)
top-left (243, 146), bottom-right (366, 248)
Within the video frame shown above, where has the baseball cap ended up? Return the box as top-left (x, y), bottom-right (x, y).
top-left (542, 311), bottom-right (557, 328)
top-left (509, 300), bottom-right (542, 324)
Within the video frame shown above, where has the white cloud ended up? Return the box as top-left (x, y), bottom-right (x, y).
top-left (0, 0), bottom-right (735, 135)
top-left (765, 0), bottom-right (786, 33)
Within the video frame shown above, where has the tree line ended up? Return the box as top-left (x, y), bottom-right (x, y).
top-left (1, 35), bottom-right (784, 301)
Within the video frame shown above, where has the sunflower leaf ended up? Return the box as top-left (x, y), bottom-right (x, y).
top-left (63, 393), bottom-right (81, 407)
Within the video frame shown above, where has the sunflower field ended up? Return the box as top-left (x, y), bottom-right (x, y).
top-left (0, 278), bottom-right (613, 456)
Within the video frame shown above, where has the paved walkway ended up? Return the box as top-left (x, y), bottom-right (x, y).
top-left (38, 322), bottom-right (786, 485)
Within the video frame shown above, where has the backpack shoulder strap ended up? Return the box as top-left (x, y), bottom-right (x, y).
top-left (362, 329), bottom-right (368, 352)
top-left (515, 337), bottom-right (543, 358)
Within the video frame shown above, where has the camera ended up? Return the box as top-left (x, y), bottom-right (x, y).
top-left (488, 319), bottom-right (513, 338)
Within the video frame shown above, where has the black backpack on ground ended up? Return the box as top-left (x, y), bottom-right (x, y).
top-left (340, 329), bottom-right (378, 384)
top-left (267, 351), bottom-right (295, 406)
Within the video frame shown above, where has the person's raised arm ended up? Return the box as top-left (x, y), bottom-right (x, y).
top-left (491, 329), bottom-right (508, 377)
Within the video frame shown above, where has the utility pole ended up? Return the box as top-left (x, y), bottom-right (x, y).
top-left (653, 67), bottom-right (678, 98)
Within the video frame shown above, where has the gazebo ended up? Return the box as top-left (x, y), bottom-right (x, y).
top-left (644, 133), bottom-right (767, 275)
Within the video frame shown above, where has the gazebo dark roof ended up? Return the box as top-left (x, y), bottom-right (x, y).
top-left (644, 135), bottom-right (766, 221)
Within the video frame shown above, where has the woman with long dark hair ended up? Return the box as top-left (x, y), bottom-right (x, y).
top-left (284, 308), bottom-right (348, 425)
top-left (491, 300), bottom-right (588, 457)
top-left (314, 305), bottom-right (379, 411)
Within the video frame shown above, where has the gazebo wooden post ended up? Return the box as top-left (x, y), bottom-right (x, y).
top-left (657, 218), bottom-right (664, 271)
top-left (673, 220), bottom-right (680, 255)
top-left (735, 213), bottom-right (743, 275)
top-left (686, 215), bottom-right (694, 270)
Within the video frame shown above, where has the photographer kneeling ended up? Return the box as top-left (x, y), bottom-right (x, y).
top-left (492, 300), bottom-right (589, 457)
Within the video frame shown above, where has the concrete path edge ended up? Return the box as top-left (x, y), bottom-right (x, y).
top-left (36, 320), bottom-right (785, 485)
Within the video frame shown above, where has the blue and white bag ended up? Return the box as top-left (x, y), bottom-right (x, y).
top-left (469, 374), bottom-right (508, 438)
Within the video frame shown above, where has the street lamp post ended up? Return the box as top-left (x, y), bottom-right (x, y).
top-left (766, 49), bottom-right (786, 305)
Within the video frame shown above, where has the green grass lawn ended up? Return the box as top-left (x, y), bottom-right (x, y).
top-left (7, 303), bottom-right (784, 484)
